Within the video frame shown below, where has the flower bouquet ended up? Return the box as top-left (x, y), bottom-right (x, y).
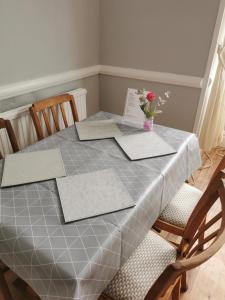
top-left (136, 89), bottom-right (170, 131)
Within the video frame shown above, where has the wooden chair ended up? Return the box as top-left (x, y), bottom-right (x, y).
top-left (29, 94), bottom-right (79, 141)
top-left (0, 119), bottom-right (19, 298)
top-left (0, 118), bottom-right (19, 159)
top-left (0, 273), bottom-right (13, 300)
top-left (0, 268), bottom-right (40, 300)
top-left (101, 170), bottom-right (225, 300)
top-left (153, 154), bottom-right (225, 237)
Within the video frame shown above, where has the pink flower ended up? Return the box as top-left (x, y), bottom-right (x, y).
top-left (146, 91), bottom-right (156, 102)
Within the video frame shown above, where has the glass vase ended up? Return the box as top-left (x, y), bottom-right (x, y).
top-left (144, 117), bottom-right (154, 131)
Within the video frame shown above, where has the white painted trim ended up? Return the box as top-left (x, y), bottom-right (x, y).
top-left (193, 0), bottom-right (225, 134)
top-left (0, 88), bottom-right (88, 120)
top-left (100, 65), bottom-right (203, 88)
top-left (0, 65), bottom-right (101, 101)
top-left (0, 64), bottom-right (203, 102)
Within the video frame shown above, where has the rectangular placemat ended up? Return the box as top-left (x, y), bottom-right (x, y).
top-left (115, 132), bottom-right (176, 160)
top-left (1, 149), bottom-right (66, 187)
top-left (56, 168), bottom-right (135, 222)
top-left (75, 120), bottom-right (122, 140)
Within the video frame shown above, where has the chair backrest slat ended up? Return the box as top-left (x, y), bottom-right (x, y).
top-left (42, 110), bottom-right (52, 136)
top-left (70, 99), bottom-right (79, 123)
top-left (59, 103), bottom-right (68, 128)
top-left (0, 118), bottom-right (19, 159)
top-left (29, 94), bottom-right (79, 140)
top-left (180, 171), bottom-right (225, 254)
top-left (186, 211), bottom-right (222, 254)
top-left (210, 155), bottom-right (225, 183)
top-left (186, 229), bottom-right (221, 258)
top-left (50, 106), bottom-right (60, 131)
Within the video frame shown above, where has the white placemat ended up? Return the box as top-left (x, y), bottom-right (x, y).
top-left (75, 120), bottom-right (122, 140)
top-left (56, 169), bottom-right (135, 222)
top-left (115, 132), bottom-right (176, 160)
top-left (1, 149), bottom-right (66, 187)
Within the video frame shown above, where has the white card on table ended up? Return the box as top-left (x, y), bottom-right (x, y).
top-left (56, 168), bottom-right (135, 223)
top-left (75, 120), bottom-right (122, 141)
top-left (123, 88), bottom-right (145, 128)
top-left (115, 132), bottom-right (176, 160)
top-left (1, 149), bottom-right (66, 187)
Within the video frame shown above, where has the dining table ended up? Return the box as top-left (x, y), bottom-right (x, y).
top-left (0, 111), bottom-right (201, 300)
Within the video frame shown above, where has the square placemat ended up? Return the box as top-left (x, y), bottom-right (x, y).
top-left (75, 120), bottom-right (122, 140)
top-left (1, 149), bottom-right (66, 187)
top-left (56, 168), bottom-right (135, 222)
top-left (115, 132), bottom-right (176, 160)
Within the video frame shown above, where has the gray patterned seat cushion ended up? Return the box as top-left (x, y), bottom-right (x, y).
top-left (104, 230), bottom-right (176, 300)
top-left (159, 183), bottom-right (203, 228)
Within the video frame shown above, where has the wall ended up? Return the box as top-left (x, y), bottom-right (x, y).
top-left (100, 0), bottom-right (220, 77)
top-left (0, 75), bottom-right (99, 117)
top-left (0, 0), bottom-right (221, 131)
top-left (99, 0), bottom-right (220, 131)
top-left (100, 75), bottom-right (201, 132)
top-left (0, 0), bottom-right (100, 115)
top-left (0, 0), bottom-right (100, 85)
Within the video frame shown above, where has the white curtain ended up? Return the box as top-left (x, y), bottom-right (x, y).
top-left (199, 42), bottom-right (225, 152)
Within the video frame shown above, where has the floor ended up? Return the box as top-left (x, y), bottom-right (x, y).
top-left (3, 148), bottom-right (225, 300)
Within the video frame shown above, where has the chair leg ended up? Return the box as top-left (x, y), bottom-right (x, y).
top-left (172, 278), bottom-right (181, 300)
top-left (0, 271), bottom-right (13, 300)
top-left (181, 272), bottom-right (188, 292)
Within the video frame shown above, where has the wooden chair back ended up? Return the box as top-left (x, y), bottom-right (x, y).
top-left (0, 118), bottom-right (19, 159)
top-left (29, 94), bottom-right (79, 140)
top-left (210, 154), bottom-right (225, 183)
top-left (147, 169), bottom-right (225, 299)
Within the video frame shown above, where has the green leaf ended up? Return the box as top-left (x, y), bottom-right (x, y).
top-left (140, 103), bottom-right (146, 112)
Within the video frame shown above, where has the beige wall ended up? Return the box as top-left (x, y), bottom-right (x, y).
top-left (0, 0), bottom-right (221, 131)
top-left (100, 75), bottom-right (200, 132)
top-left (100, 0), bottom-right (220, 77)
top-left (0, 0), bottom-right (100, 85)
top-left (0, 75), bottom-right (100, 116)
top-left (99, 0), bottom-right (220, 131)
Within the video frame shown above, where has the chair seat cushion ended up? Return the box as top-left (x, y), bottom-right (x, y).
top-left (104, 230), bottom-right (176, 300)
top-left (159, 183), bottom-right (203, 228)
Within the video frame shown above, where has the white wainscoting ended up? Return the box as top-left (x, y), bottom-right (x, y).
top-left (0, 89), bottom-right (87, 156)
top-left (0, 66), bottom-right (100, 101)
top-left (0, 65), bottom-right (203, 102)
top-left (0, 65), bottom-right (204, 155)
top-left (100, 65), bottom-right (203, 88)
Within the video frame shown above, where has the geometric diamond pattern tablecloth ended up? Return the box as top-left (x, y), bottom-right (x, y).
top-left (0, 111), bottom-right (201, 300)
